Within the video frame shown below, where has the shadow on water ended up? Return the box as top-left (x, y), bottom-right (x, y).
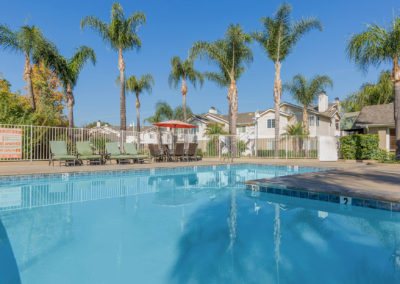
top-left (0, 218), bottom-right (21, 284)
top-left (168, 186), bottom-right (400, 284)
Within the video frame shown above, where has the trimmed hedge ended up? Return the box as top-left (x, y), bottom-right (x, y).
top-left (340, 134), bottom-right (379, 160)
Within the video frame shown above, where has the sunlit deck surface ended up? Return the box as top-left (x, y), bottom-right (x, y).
top-left (1, 159), bottom-right (400, 204)
top-left (245, 162), bottom-right (400, 203)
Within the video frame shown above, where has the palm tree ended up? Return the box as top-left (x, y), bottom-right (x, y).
top-left (43, 46), bottom-right (96, 128)
top-left (173, 105), bottom-right (193, 121)
top-left (145, 101), bottom-right (173, 148)
top-left (253, 4), bottom-right (322, 158)
top-left (0, 25), bottom-right (54, 110)
top-left (125, 74), bottom-right (154, 146)
top-left (347, 14), bottom-right (400, 159)
top-left (283, 74), bottom-right (333, 133)
top-left (283, 122), bottom-right (307, 156)
top-left (168, 56), bottom-right (203, 122)
top-left (190, 24), bottom-right (253, 156)
top-left (81, 2), bottom-right (146, 131)
top-left (205, 123), bottom-right (228, 157)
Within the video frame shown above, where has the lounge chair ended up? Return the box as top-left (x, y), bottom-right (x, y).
top-left (187, 143), bottom-right (199, 161)
top-left (173, 143), bottom-right (185, 161)
top-left (76, 141), bottom-right (102, 165)
top-left (149, 144), bottom-right (164, 162)
top-left (162, 144), bottom-right (173, 162)
top-left (49, 141), bottom-right (77, 166)
top-left (124, 143), bottom-right (149, 163)
top-left (105, 142), bottom-right (133, 164)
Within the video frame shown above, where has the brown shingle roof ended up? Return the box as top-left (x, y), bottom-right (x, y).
top-left (355, 103), bottom-right (394, 127)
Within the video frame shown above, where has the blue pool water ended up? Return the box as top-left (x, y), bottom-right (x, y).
top-left (0, 164), bottom-right (399, 283)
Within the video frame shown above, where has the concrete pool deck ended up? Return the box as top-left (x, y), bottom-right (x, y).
top-left (0, 158), bottom-right (399, 203)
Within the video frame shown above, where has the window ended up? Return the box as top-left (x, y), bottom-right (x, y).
top-left (267, 119), bottom-right (275, 128)
top-left (237, 126), bottom-right (246, 133)
top-left (308, 116), bottom-right (315, 127)
top-left (316, 116), bottom-right (320, 127)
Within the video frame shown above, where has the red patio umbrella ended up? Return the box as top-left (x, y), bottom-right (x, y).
top-left (152, 120), bottom-right (196, 129)
top-left (152, 120), bottom-right (197, 152)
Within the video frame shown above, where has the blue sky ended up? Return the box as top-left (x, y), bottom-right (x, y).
top-left (0, 0), bottom-right (398, 126)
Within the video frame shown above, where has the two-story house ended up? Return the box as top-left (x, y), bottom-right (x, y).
top-left (189, 92), bottom-right (341, 138)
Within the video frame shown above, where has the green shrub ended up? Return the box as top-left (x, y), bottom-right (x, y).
top-left (196, 148), bottom-right (203, 157)
top-left (340, 134), bottom-right (379, 160)
top-left (206, 138), bottom-right (218, 157)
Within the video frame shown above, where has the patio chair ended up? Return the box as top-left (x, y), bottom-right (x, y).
top-left (76, 141), bottom-right (102, 165)
top-left (49, 141), bottom-right (77, 166)
top-left (105, 142), bottom-right (133, 164)
top-left (124, 143), bottom-right (149, 163)
top-left (162, 144), bottom-right (173, 162)
top-left (173, 143), bottom-right (185, 161)
top-left (187, 143), bottom-right (199, 161)
top-left (149, 144), bottom-right (164, 162)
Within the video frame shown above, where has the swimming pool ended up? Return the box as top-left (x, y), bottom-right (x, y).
top-left (0, 164), bottom-right (399, 283)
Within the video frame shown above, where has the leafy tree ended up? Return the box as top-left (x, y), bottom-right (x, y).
top-left (347, 12), bottom-right (400, 159)
top-left (204, 123), bottom-right (228, 157)
top-left (283, 74), bottom-right (333, 132)
top-left (0, 25), bottom-right (54, 110)
top-left (341, 70), bottom-right (394, 112)
top-left (190, 24), bottom-right (253, 155)
top-left (30, 62), bottom-right (67, 126)
top-left (81, 2), bottom-right (146, 131)
top-left (125, 74), bottom-right (154, 145)
top-left (253, 4), bottom-right (322, 157)
top-left (0, 77), bottom-right (33, 124)
top-left (168, 56), bottom-right (203, 122)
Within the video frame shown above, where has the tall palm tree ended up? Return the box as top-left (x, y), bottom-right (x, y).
top-left (253, 4), bottom-right (322, 157)
top-left (168, 56), bottom-right (203, 122)
top-left (347, 14), bottom-right (400, 159)
top-left (125, 74), bottom-right (154, 146)
top-left (283, 74), bottom-right (333, 133)
top-left (0, 25), bottom-right (53, 110)
top-left (43, 46), bottom-right (96, 128)
top-left (190, 24), bottom-right (253, 156)
top-left (81, 2), bottom-right (146, 131)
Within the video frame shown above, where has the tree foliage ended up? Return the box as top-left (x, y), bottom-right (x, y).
top-left (125, 74), bottom-right (154, 95)
top-left (284, 74), bottom-right (333, 107)
top-left (173, 105), bottom-right (193, 121)
top-left (190, 24), bottom-right (253, 86)
top-left (168, 56), bottom-right (203, 89)
top-left (80, 2), bottom-right (146, 52)
top-left (253, 4), bottom-right (322, 63)
top-left (341, 70), bottom-right (394, 112)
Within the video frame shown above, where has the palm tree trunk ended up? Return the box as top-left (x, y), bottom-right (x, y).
top-left (119, 49), bottom-right (126, 132)
top-left (229, 80), bottom-right (238, 158)
top-left (181, 76), bottom-right (188, 122)
top-left (274, 61), bottom-right (282, 158)
top-left (181, 76), bottom-right (188, 150)
top-left (136, 92), bottom-right (141, 149)
top-left (393, 59), bottom-right (400, 160)
top-left (230, 81), bottom-right (238, 157)
top-left (24, 55), bottom-right (36, 111)
top-left (303, 106), bottom-right (308, 134)
top-left (67, 83), bottom-right (74, 128)
top-left (156, 126), bottom-right (162, 150)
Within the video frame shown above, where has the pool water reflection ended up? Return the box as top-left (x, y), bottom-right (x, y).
top-left (0, 165), bottom-right (399, 283)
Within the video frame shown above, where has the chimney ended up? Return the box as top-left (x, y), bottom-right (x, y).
top-left (318, 91), bottom-right (328, 112)
top-left (208, 106), bottom-right (218, 114)
top-left (96, 120), bottom-right (101, 127)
